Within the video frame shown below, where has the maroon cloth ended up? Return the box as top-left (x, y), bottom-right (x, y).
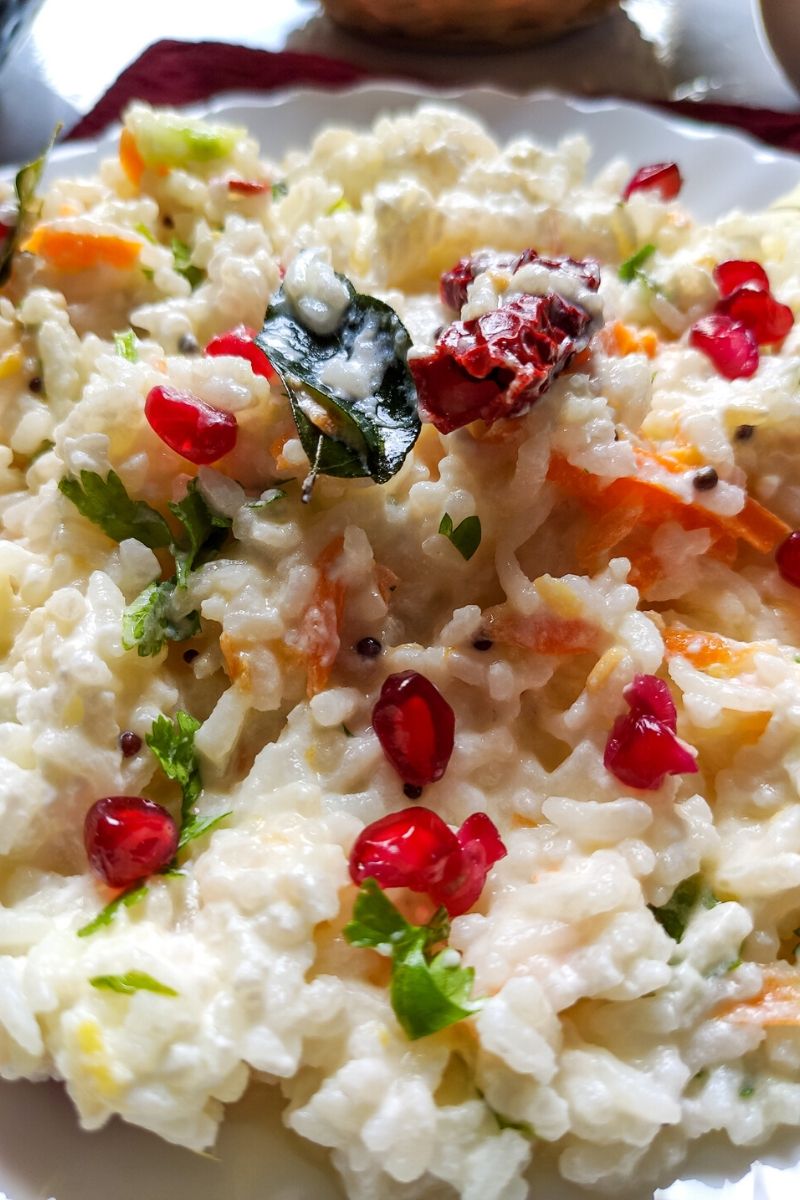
top-left (67, 37), bottom-right (800, 154)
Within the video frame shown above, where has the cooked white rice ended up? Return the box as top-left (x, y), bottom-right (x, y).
top-left (1, 101), bottom-right (800, 1200)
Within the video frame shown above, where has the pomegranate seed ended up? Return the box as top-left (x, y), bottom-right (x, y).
top-left (372, 671), bottom-right (455, 788)
top-left (84, 796), bottom-right (179, 888)
top-left (689, 314), bottom-right (759, 380)
top-left (434, 811), bottom-right (508, 916)
top-left (205, 324), bottom-right (274, 380)
top-left (717, 286), bottom-right (794, 345)
top-left (144, 385), bottom-right (238, 464)
top-left (776, 530), bottom-right (800, 587)
top-left (227, 179), bottom-right (270, 195)
top-left (623, 162), bottom-right (683, 202)
top-left (623, 674), bottom-right (677, 730)
top-left (349, 806), bottom-right (506, 916)
top-left (350, 806), bottom-right (460, 892)
top-left (604, 674), bottom-right (697, 790)
top-left (714, 260), bottom-right (770, 297)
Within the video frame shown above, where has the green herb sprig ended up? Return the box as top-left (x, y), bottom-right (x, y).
top-left (90, 970), bottom-right (177, 996)
top-left (438, 512), bottom-right (481, 561)
top-left (345, 879), bottom-right (481, 1040)
top-left (59, 472), bottom-right (232, 656)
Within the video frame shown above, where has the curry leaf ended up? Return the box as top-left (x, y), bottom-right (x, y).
top-left (257, 274), bottom-right (420, 489)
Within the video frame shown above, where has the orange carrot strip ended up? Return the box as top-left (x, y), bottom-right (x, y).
top-left (483, 606), bottom-right (598, 655)
top-left (22, 227), bottom-right (142, 272)
top-left (717, 967), bottom-right (800, 1027)
top-left (549, 452), bottom-right (789, 555)
top-left (300, 536), bottom-right (346, 698)
top-left (724, 494), bottom-right (791, 555)
top-left (663, 628), bottom-right (736, 668)
top-left (601, 320), bottom-right (659, 359)
top-left (119, 127), bottom-right (145, 187)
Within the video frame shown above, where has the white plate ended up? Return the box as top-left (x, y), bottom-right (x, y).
top-left (3, 85), bottom-right (800, 1200)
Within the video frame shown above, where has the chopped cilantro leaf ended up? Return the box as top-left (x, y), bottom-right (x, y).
top-left (618, 243), bottom-right (656, 282)
top-left (178, 810), bottom-right (231, 849)
top-left (650, 874), bottom-right (719, 943)
top-left (439, 512), bottom-right (481, 561)
top-left (345, 879), bottom-right (481, 1040)
top-left (122, 580), bottom-right (200, 657)
top-left (113, 330), bottom-right (138, 362)
top-left (146, 710), bottom-right (202, 821)
top-left (739, 1082), bottom-right (755, 1099)
top-left (134, 222), bottom-right (157, 244)
top-left (247, 487), bottom-right (287, 510)
top-left (171, 237), bottom-right (204, 289)
top-left (168, 478), bottom-right (231, 587)
top-left (77, 883), bottom-right (149, 937)
top-left (59, 470), bottom-right (171, 549)
top-left (271, 181), bottom-right (288, 200)
top-left (90, 970), bottom-right (177, 996)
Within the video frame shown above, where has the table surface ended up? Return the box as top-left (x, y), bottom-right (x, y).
top-left (0, 0), bottom-right (798, 164)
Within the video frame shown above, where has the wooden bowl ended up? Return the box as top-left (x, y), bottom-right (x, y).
top-left (319, 0), bottom-right (621, 49)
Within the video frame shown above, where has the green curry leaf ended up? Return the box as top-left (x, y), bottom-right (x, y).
top-left (256, 274), bottom-right (420, 491)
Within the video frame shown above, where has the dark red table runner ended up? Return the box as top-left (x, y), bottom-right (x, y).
top-left (67, 38), bottom-right (800, 155)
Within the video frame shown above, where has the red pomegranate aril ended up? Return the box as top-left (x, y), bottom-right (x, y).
top-left (84, 795), bottom-right (179, 888)
top-left (144, 385), bottom-right (238, 465)
top-left (349, 806), bottom-right (460, 893)
top-left (604, 674), bottom-right (697, 791)
top-left (623, 673), bottom-right (677, 731)
top-left (713, 260), bottom-right (770, 298)
top-left (776, 530), bottom-right (800, 587)
top-left (689, 314), bottom-right (759, 380)
top-left (205, 324), bottom-right (275, 381)
top-left (716, 285), bottom-right (794, 346)
top-left (348, 807), bottom-right (507, 917)
top-left (604, 713), bottom-right (697, 791)
top-left (432, 812), bottom-right (508, 916)
top-left (623, 162), bottom-right (683, 202)
top-left (372, 671), bottom-right (455, 788)
top-left (227, 179), bottom-right (270, 195)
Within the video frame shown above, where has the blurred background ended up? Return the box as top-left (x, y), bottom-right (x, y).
top-left (0, 0), bottom-right (798, 162)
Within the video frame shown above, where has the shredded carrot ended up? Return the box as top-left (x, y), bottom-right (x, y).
top-left (663, 628), bottom-right (735, 668)
top-left (717, 966), bottom-right (800, 1027)
top-left (299, 536), bottom-right (347, 697)
top-left (601, 320), bottom-right (659, 359)
top-left (22, 227), bottom-right (142, 273)
top-left (119, 127), bottom-right (145, 188)
top-left (549, 452), bottom-right (789, 558)
top-left (375, 563), bottom-right (398, 605)
top-left (269, 431), bottom-right (296, 473)
top-left (482, 604), bottom-right (598, 655)
top-left (725, 495), bottom-right (792, 555)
